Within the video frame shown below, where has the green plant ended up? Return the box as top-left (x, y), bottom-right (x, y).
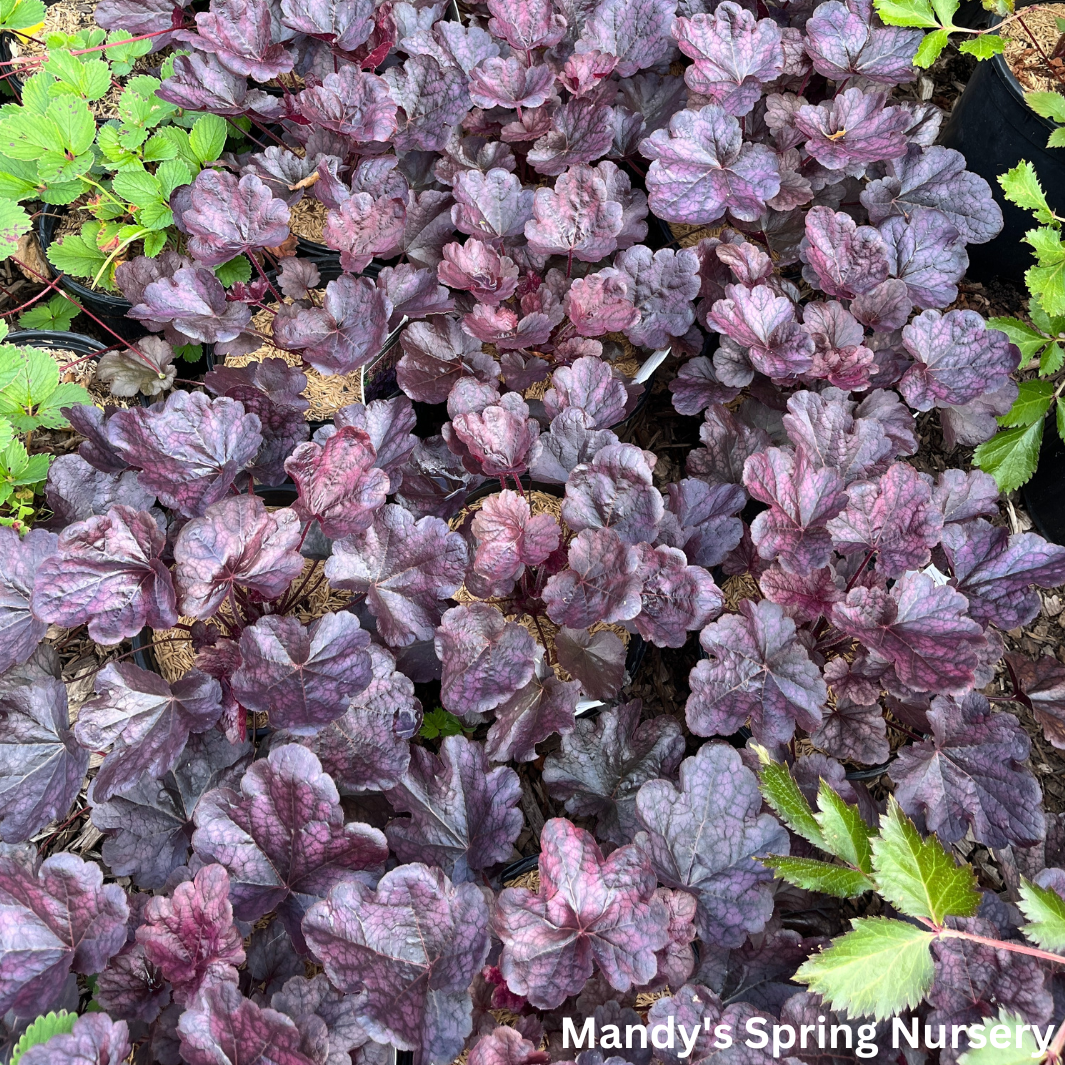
top-left (10, 1010), bottom-right (77, 1064)
top-left (16, 291), bottom-right (81, 330)
top-left (419, 707), bottom-right (477, 740)
top-left (0, 40), bottom-right (244, 290)
top-left (873, 0), bottom-right (1012, 67)
top-left (0, 0), bottom-right (46, 42)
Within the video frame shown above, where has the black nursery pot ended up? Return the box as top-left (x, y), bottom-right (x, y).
top-left (1023, 410), bottom-right (1065, 544)
top-left (939, 44), bottom-right (1065, 282)
top-left (0, 31), bottom-right (27, 97)
top-left (4, 327), bottom-right (105, 359)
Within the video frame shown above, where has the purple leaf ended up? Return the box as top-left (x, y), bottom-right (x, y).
top-left (744, 446), bottom-right (847, 573)
top-left (96, 336), bottom-right (177, 398)
top-left (240, 150), bottom-right (318, 208)
top-left (179, 171), bottom-right (290, 267)
top-left (488, 0), bottom-right (566, 50)
top-left (940, 519), bottom-right (1065, 630)
top-left (325, 504), bottom-right (469, 647)
top-left (95, 0), bottom-right (184, 44)
top-left (451, 393), bottom-right (543, 477)
top-left (525, 163), bottom-right (628, 262)
top-left (932, 468), bottom-right (1000, 525)
top-left (940, 380), bottom-right (1019, 450)
top-left (293, 68), bottom-right (397, 141)
top-left (759, 562), bottom-right (844, 624)
top-left (493, 818), bottom-right (669, 1009)
top-left (804, 0), bottom-right (922, 84)
top-left (77, 664), bottom-right (222, 803)
top-left (555, 627), bottom-right (627, 701)
top-left (575, 0), bottom-right (676, 77)
top-left (831, 571), bottom-right (987, 695)
top-left (281, 0), bottom-right (373, 51)
top-left (687, 403), bottom-right (771, 486)
top-left (0, 651), bottom-right (87, 844)
top-left (795, 87), bottom-right (908, 170)
top-left (436, 603), bottom-right (537, 717)
top-left (177, 978), bottom-right (315, 1065)
top-left (0, 852), bottom-right (127, 1015)
top-left (137, 864), bottom-right (244, 1004)
top-left (668, 356), bottom-right (740, 415)
top-left (800, 206), bottom-right (890, 299)
top-left (878, 208), bottom-right (968, 310)
top-left (861, 145), bottom-right (1003, 244)
top-left (633, 543), bottom-right (723, 648)
top-left (302, 863), bottom-right (490, 1061)
top-left (486, 653), bottom-right (581, 763)
top-left (271, 973), bottom-right (376, 1064)
top-left (850, 277), bottom-right (912, 332)
top-left (31, 505), bottom-right (177, 644)
top-left (384, 54), bottom-right (471, 153)
top-left (899, 308), bottom-right (1019, 411)
top-left (469, 1027), bottom-right (550, 1065)
top-left (890, 692), bottom-right (1045, 848)
top-left (438, 239), bottom-right (520, 305)
top-left (801, 300), bottom-right (878, 391)
top-left (543, 527), bottom-right (643, 627)
top-left (469, 57), bottom-right (555, 109)
top-left (385, 735), bottom-right (522, 880)
top-left (471, 489), bottom-right (561, 585)
top-left (108, 391), bottom-right (262, 518)
top-left (193, 743), bottom-right (388, 936)
top-left (232, 613), bottom-right (372, 732)
top-left (174, 494), bottom-right (303, 620)
top-left (0, 527), bottom-right (55, 672)
top-left (544, 356), bottom-right (629, 429)
top-left (674, 5), bottom-right (783, 116)
top-left (183, 0), bottom-right (293, 80)
top-left (635, 742), bottom-right (789, 946)
top-left (687, 598), bottom-right (826, 746)
top-left (530, 409), bottom-right (619, 484)
top-left (129, 265), bottom-right (252, 344)
top-left (16, 1013), bottom-right (131, 1065)
top-left (320, 194), bottom-right (405, 274)
top-left (94, 943), bottom-right (168, 1024)
top-left (562, 442), bottom-right (663, 544)
top-left (641, 104), bottom-right (780, 225)
top-left (826, 462), bottom-right (944, 578)
top-left (811, 697), bottom-right (890, 765)
top-left (1006, 652), bottom-right (1065, 750)
top-left (286, 426), bottom-right (389, 539)
top-left (377, 262), bottom-right (454, 323)
top-left (542, 700), bottom-right (684, 846)
top-left (90, 729), bottom-right (251, 891)
top-left (564, 268), bottom-right (641, 337)
top-left (63, 404), bottom-right (127, 475)
top-left (614, 245), bottom-right (700, 349)
top-left (330, 396), bottom-right (416, 492)
top-left (452, 168), bottom-right (534, 240)
top-left (397, 316), bottom-right (490, 405)
top-left (155, 51), bottom-right (254, 114)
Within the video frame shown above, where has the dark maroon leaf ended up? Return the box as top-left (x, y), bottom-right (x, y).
top-left (321, 194), bottom-right (405, 274)
top-left (562, 442), bottom-right (663, 544)
top-left (129, 266), bottom-right (252, 345)
top-left (554, 627), bottom-right (627, 701)
top-left (542, 527), bottom-right (643, 628)
top-left (182, 0), bottom-right (294, 80)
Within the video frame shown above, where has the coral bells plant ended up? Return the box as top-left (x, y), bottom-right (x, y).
top-left (7, 0), bottom-right (1065, 1059)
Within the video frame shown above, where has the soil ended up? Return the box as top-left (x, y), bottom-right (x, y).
top-left (521, 334), bottom-right (641, 402)
top-left (1001, 3), bottom-right (1065, 93)
top-left (288, 197), bottom-right (329, 245)
top-left (43, 345), bottom-right (131, 409)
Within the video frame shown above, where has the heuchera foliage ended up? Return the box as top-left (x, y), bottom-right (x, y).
top-left (9, 0), bottom-right (1065, 1059)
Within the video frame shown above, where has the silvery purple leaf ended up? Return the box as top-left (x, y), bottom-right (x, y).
top-left (708, 283), bottom-right (815, 380)
top-left (544, 356), bottom-right (629, 429)
top-left (77, 663), bottom-right (222, 803)
top-left (320, 194), bottom-right (406, 274)
top-left (469, 1027), bottom-right (549, 1065)
top-left (661, 478), bottom-right (746, 567)
top-left (811, 697), bottom-right (890, 765)
top-left (384, 54), bottom-right (471, 153)
top-left (861, 145), bottom-right (1003, 244)
top-left (941, 518), bottom-right (1065, 631)
top-left (529, 410), bottom-right (619, 484)
top-left (795, 87), bottom-right (908, 171)
top-left (286, 427), bottom-right (389, 539)
top-left (526, 163), bottom-right (626, 262)
top-left (501, 351), bottom-right (550, 392)
top-left (107, 391), bottom-right (261, 518)
top-left (232, 613), bottom-right (372, 732)
top-left (635, 742), bottom-right (789, 946)
top-left (899, 308), bottom-right (1019, 411)
top-left (493, 818), bottom-right (669, 1008)
top-left (452, 168), bottom-right (534, 240)
top-left (377, 262), bottom-right (453, 325)
top-left (16, 1013), bottom-right (130, 1065)
top-left (0, 651), bottom-right (86, 844)
top-left (280, 0), bottom-right (373, 50)
top-left (462, 301), bottom-right (562, 351)
top-left (330, 398), bottom-right (418, 488)
top-left (800, 206), bottom-right (890, 299)
top-left (137, 863), bottom-right (244, 1004)
top-left (386, 735), bottom-right (522, 880)
top-left (674, 4), bottom-right (783, 116)
top-left (890, 692), bottom-right (1045, 848)
top-left (129, 266), bottom-right (252, 344)
top-left (542, 700), bottom-right (684, 846)
top-left (801, 300), bottom-right (878, 391)
top-left (240, 149), bottom-right (318, 208)
top-left (687, 598), bottom-right (826, 746)
top-left (402, 188), bottom-right (456, 269)
top-left (303, 863), bottom-right (489, 1062)
top-left (487, 653), bottom-right (581, 763)
top-left (641, 104), bottom-right (781, 224)
top-left (155, 52), bottom-right (251, 114)
top-left (633, 543), bottom-right (723, 647)
top-left (469, 57), bottom-right (555, 110)
top-left (826, 462), bottom-right (944, 578)
top-left (940, 380), bottom-right (1019, 450)
top-left (471, 489), bottom-right (561, 585)
top-left (438, 239), bottom-right (520, 305)
top-left (614, 245), bottom-right (701, 349)
top-left (933, 468), bottom-right (1001, 525)
top-left (271, 973), bottom-right (375, 1065)
top-left (63, 404), bottom-right (127, 475)
top-left (182, 0), bottom-right (293, 80)
top-left (173, 494), bottom-right (303, 620)
top-left (562, 442), bottom-right (664, 544)
top-left (0, 527), bottom-right (54, 672)
top-left (274, 275), bottom-right (391, 377)
top-left (759, 562), bottom-right (844, 624)
top-left (325, 504), bottom-right (468, 647)
top-left (850, 277), bottom-right (912, 333)
top-left (488, 0), bottom-right (566, 50)
top-left (31, 505), bottom-right (177, 644)
top-left (575, 0), bottom-right (676, 77)
top-left (830, 571), bottom-right (987, 695)
top-left (435, 603), bottom-right (537, 717)
top-left (95, 0), bottom-right (184, 45)
top-left (178, 171), bottom-right (290, 267)
top-left (878, 208), bottom-right (968, 310)
top-left (804, 0), bottom-right (921, 85)
top-left (744, 445), bottom-right (847, 573)
top-left (543, 527), bottom-right (643, 627)
top-left (668, 356), bottom-right (740, 415)
top-left (93, 941), bottom-right (167, 1024)
top-left (397, 316), bottom-right (488, 405)
top-left (177, 978), bottom-right (313, 1065)
top-left (193, 744), bottom-right (388, 937)
top-left (0, 852), bottom-right (127, 1016)
top-left (686, 403), bottom-right (771, 486)
top-left (90, 729), bottom-right (251, 891)
top-left (451, 392), bottom-right (543, 477)
top-left (564, 268), bottom-right (641, 337)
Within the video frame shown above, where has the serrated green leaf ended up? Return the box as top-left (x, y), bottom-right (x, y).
top-left (999, 379), bottom-right (1055, 427)
top-left (0, 110), bottom-right (61, 160)
top-left (153, 126), bottom-right (198, 170)
top-left (1048, 128), bottom-right (1065, 148)
top-left (142, 133), bottom-right (178, 162)
top-left (757, 755), bottom-right (826, 849)
top-left (0, 198), bottom-right (30, 258)
top-left (40, 178), bottom-right (86, 205)
top-left (36, 146), bottom-right (94, 184)
top-left (1001, 162), bottom-right (1055, 224)
top-left (10, 1010), bottom-right (78, 1065)
top-left (0, 346), bottom-right (58, 428)
top-left (138, 201), bottom-right (172, 230)
top-left (112, 166), bottom-right (163, 208)
top-left (816, 783), bottom-right (875, 873)
top-left (959, 33), bottom-right (1005, 57)
top-left (914, 27), bottom-right (950, 65)
top-left (871, 799), bottom-right (980, 924)
top-left (929, 0), bottom-right (959, 25)
top-left (0, 437), bottom-right (50, 483)
top-left (0, 0), bottom-right (45, 33)
top-left (1018, 878), bottom-right (1065, 951)
top-left (794, 918), bottom-right (936, 1021)
top-left (46, 95), bottom-right (95, 155)
top-left (214, 254), bottom-right (251, 287)
top-left (47, 231), bottom-right (107, 280)
top-left (1041, 341), bottom-right (1064, 374)
top-left (189, 112), bottom-right (227, 165)
top-left (763, 855), bottom-right (875, 897)
top-left (1057, 397), bottom-right (1065, 444)
top-left (873, 0), bottom-right (939, 26)
top-left (17, 292), bottom-right (79, 331)
top-left (1028, 90), bottom-right (1065, 124)
top-left (44, 50), bottom-right (111, 101)
top-left (18, 70), bottom-right (54, 116)
top-left (957, 1009), bottom-right (1052, 1064)
top-left (988, 315), bottom-right (1050, 365)
top-left (155, 158), bottom-right (193, 200)
top-left (973, 417), bottom-right (1044, 492)
top-left (34, 381), bottom-right (90, 429)
top-left (0, 418), bottom-right (14, 451)
top-left (143, 228), bottom-right (167, 257)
